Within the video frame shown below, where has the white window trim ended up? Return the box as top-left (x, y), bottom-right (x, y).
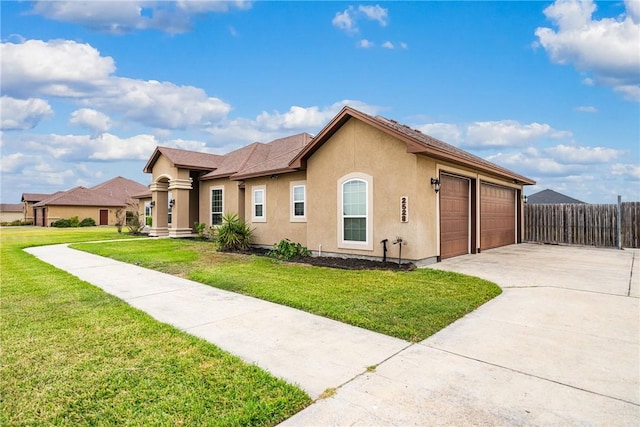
top-left (337, 172), bottom-right (373, 251)
top-left (252, 185), bottom-right (266, 223)
top-left (290, 181), bottom-right (306, 222)
top-left (210, 186), bottom-right (224, 227)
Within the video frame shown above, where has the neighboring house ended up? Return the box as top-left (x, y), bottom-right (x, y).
top-left (29, 176), bottom-right (148, 227)
top-left (21, 193), bottom-right (52, 223)
top-left (527, 189), bottom-right (585, 204)
top-left (0, 203), bottom-right (24, 223)
top-left (143, 107), bottom-right (535, 263)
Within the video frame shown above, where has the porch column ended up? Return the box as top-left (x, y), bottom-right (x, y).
top-left (149, 181), bottom-right (169, 237)
top-left (168, 178), bottom-right (193, 238)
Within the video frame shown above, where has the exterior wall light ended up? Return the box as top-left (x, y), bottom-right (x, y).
top-left (150, 201), bottom-right (156, 208)
top-left (523, 195), bottom-right (528, 204)
top-left (169, 199), bottom-right (175, 208)
top-left (430, 178), bottom-right (440, 193)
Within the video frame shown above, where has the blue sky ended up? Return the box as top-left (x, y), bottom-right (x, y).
top-left (1, 0), bottom-right (638, 204)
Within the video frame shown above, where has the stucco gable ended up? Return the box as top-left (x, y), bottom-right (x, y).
top-left (143, 146), bottom-right (223, 173)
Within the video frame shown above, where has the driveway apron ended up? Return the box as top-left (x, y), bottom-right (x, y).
top-left (27, 243), bottom-right (639, 426)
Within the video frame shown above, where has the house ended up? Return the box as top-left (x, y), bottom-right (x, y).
top-left (143, 107), bottom-right (535, 263)
top-left (0, 203), bottom-right (24, 223)
top-left (28, 176), bottom-right (148, 226)
top-left (527, 189), bottom-right (585, 204)
top-left (21, 193), bottom-right (52, 223)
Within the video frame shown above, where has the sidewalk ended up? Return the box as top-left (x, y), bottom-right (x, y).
top-left (25, 244), bottom-right (410, 399)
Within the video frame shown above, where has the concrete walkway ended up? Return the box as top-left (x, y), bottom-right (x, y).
top-left (27, 243), bottom-right (639, 426)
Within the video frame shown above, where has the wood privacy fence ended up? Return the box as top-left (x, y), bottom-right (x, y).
top-left (524, 202), bottom-right (640, 248)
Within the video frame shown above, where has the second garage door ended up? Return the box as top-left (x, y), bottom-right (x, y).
top-left (480, 183), bottom-right (515, 250)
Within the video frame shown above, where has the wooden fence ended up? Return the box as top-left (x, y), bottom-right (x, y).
top-left (524, 202), bottom-right (640, 248)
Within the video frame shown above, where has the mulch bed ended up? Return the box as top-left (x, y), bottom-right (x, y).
top-left (225, 247), bottom-right (416, 271)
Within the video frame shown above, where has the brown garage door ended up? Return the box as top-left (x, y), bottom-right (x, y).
top-left (480, 183), bottom-right (515, 250)
top-left (440, 174), bottom-right (470, 259)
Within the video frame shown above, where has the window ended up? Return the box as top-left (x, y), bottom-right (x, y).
top-left (210, 187), bottom-right (223, 226)
top-left (338, 173), bottom-right (373, 250)
top-left (252, 186), bottom-right (266, 222)
top-left (291, 183), bottom-right (306, 221)
top-left (144, 202), bottom-right (151, 226)
top-left (343, 179), bottom-right (367, 242)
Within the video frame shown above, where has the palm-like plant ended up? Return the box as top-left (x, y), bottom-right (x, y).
top-left (214, 213), bottom-right (253, 251)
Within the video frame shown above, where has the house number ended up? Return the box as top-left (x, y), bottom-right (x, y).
top-left (400, 196), bottom-right (408, 223)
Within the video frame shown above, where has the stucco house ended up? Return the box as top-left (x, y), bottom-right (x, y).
top-left (0, 203), bottom-right (24, 223)
top-left (143, 107), bottom-right (535, 263)
top-left (29, 176), bottom-right (148, 226)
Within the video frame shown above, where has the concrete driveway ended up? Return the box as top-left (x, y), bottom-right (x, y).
top-left (283, 244), bottom-right (639, 425)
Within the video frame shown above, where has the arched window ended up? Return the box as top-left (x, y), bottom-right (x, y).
top-left (338, 173), bottom-right (372, 250)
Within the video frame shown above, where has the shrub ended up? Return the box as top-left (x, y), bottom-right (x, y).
top-left (215, 213), bottom-right (253, 251)
top-left (79, 217), bottom-right (96, 227)
top-left (194, 222), bottom-right (209, 240)
top-left (69, 216), bottom-right (80, 227)
top-left (51, 218), bottom-right (72, 228)
top-left (269, 238), bottom-right (311, 260)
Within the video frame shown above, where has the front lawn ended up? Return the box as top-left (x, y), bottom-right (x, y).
top-left (73, 239), bottom-right (502, 342)
top-left (0, 228), bottom-right (310, 426)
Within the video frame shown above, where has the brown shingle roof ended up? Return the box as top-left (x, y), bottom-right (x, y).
top-left (201, 133), bottom-right (313, 181)
top-left (143, 146), bottom-right (223, 173)
top-left (33, 187), bottom-right (124, 207)
top-left (290, 107), bottom-right (535, 185)
top-left (1, 203), bottom-right (23, 212)
top-left (91, 176), bottom-right (148, 203)
top-left (21, 193), bottom-right (52, 203)
top-left (201, 143), bottom-right (260, 179)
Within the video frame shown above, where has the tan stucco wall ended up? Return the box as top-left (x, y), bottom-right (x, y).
top-left (306, 118), bottom-right (438, 261)
top-left (244, 171), bottom-right (307, 247)
top-left (0, 211), bottom-right (23, 223)
top-left (44, 206), bottom-right (121, 226)
top-left (198, 178), bottom-right (244, 226)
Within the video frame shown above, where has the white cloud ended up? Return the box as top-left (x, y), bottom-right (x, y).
top-left (208, 100), bottom-right (383, 145)
top-left (90, 133), bottom-right (159, 160)
top-left (464, 120), bottom-right (571, 148)
top-left (487, 151), bottom-right (587, 177)
top-left (611, 163), bottom-right (640, 179)
top-left (0, 96), bottom-right (53, 130)
top-left (1, 152), bottom-right (31, 173)
top-left (574, 105), bottom-right (597, 113)
top-left (358, 5), bottom-right (388, 26)
top-left (545, 144), bottom-right (621, 164)
top-left (30, 1), bottom-right (252, 34)
top-left (415, 123), bottom-right (462, 144)
top-left (359, 39), bottom-right (375, 48)
top-left (1, 39), bottom-right (115, 99)
top-left (535, 0), bottom-right (640, 101)
top-left (382, 41), bottom-right (394, 49)
top-left (1, 39), bottom-right (231, 130)
top-left (332, 8), bottom-right (356, 33)
top-left (399, 42), bottom-right (408, 49)
top-left (333, 4), bottom-right (389, 34)
top-left (69, 108), bottom-right (112, 134)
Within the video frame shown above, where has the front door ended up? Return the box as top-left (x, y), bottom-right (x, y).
top-left (99, 209), bottom-right (108, 225)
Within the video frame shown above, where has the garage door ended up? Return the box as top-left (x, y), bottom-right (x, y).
top-left (480, 183), bottom-right (515, 250)
top-left (440, 174), bottom-right (470, 259)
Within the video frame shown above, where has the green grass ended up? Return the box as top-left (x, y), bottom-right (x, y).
top-left (1, 227), bottom-right (311, 426)
top-left (73, 239), bottom-right (502, 342)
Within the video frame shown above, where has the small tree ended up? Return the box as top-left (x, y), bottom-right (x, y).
top-left (215, 213), bottom-right (253, 251)
top-left (125, 200), bottom-right (145, 235)
top-left (115, 208), bottom-right (125, 233)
